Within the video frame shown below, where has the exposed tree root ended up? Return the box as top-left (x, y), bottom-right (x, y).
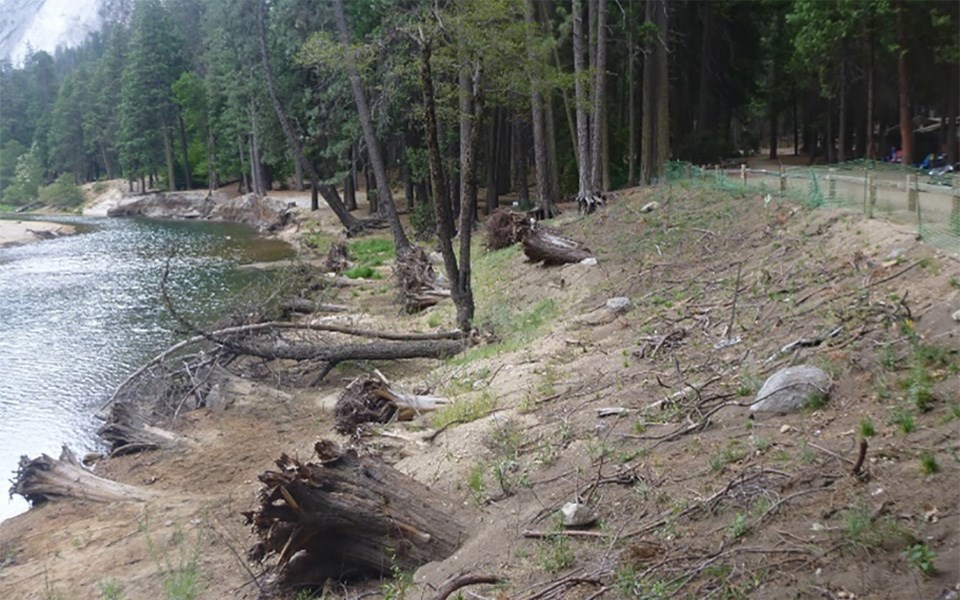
top-left (334, 371), bottom-right (451, 434)
top-left (11, 446), bottom-right (153, 505)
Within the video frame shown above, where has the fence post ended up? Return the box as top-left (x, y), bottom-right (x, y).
top-left (828, 168), bottom-right (837, 201)
top-left (779, 165), bottom-right (786, 194)
top-left (907, 174), bottom-right (918, 212)
top-left (868, 173), bottom-right (877, 219)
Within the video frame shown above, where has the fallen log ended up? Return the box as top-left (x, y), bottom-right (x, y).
top-left (245, 441), bottom-right (464, 588)
top-left (279, 298), bottom-right (350, 316)
top-left (517, 221), bottom-right (592, 265)
top-left (97, 402), bottom-right (184, 457)
top-left (11, 446), bottom-right (153, 505)
top-left (334, 372), bottom-right (451, 434)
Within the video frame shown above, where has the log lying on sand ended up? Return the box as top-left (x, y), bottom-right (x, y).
top-left (11, 446), bottom-right (152, 505)
top-left (334, 371), bottom-right (451, 434)
top-left (97, 402), bottom-right (184, 457)
top-left (279, 298), bottom-right (350, 316)
top-left (245, 441), bottom-right (464, 588)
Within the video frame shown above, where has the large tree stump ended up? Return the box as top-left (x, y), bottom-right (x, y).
top-left (334, 372), bottom-right (451, 434)
top-left (395, 246), bottom-right (451, 311)
top-left (245, 441), bottom-right (464, 588)
top-left (11, 446), bottom-right (153, 505)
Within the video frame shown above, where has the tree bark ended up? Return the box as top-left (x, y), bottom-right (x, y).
top-left (627, 21), bottom-right (637, 185)
top-left (866, 16), bottom-right (875, 160)
top-left (523, 0), bottom-right (553, 217)
top-left (895, 0), bottom-right (913, 165)
top-left (13, 446), bottom-right (153, 506)
top-left (421, 38), bottom-right (474, 331)
top-left (641, 0), bottom-right (669, 184)
top-left (332, 0), bottom-right (410, 253)
top-left (161, 114), bottom-right (177, 191)
top-left (573, 0), bottom-right (598, 211)
top-left (589, 0), bottom-right (607, 193)
top-left (838, 54), bottom-right (847, 164)
top-left (245, 443), bottom-right (464, 587)
top-left (177, 112), bottom-right (193, 190)
top-left (696, 3), bottom-right (714, 135)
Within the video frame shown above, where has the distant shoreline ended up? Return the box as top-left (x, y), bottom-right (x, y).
top-left (0, 218), bottom-right (76, 248)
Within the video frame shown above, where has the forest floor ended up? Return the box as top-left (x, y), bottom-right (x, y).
top-left (0, 181), bottom-right (958, 600)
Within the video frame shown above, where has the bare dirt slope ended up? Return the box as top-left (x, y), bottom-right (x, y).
top-left (1, 183), bottom-right (957, 600)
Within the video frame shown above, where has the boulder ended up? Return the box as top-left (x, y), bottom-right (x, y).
top-left (209, 194), bottom-right (293, 231)
top-left (750, 365), bottom-right (831, 414)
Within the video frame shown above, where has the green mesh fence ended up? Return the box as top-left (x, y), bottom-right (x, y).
top-left (664, 160), bottom-right (959, 254)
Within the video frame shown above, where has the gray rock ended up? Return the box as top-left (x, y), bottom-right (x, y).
top-left (561, 502), bottom-right (598, 527)
top-left (640, 201), bottom-right (659, 213)
top-left (606, 297), bottom-right (632, 314)
top-left (580, 257), bottom-right (598, 266)
top-left (750, 365), bottom-right (832, 414)
top-left (952, 309), bottom-right (960, 322)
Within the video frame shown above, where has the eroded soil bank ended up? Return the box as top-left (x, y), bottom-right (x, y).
top-left (1, 183), bottom-right (957, 600)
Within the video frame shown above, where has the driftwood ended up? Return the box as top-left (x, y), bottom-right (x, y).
top-left (334, 371), bottom-right (451, 434)
top-left (11, 446), bottom-right (152, 505)
top-left (102, 321), bottom-right (463, 413)
top-left (279, 298), bottom-right (350, 316)
top-left (245, 441), bottom-right (464, 588)
top-left (97, 402), bottom-right (183, 457)
top-left (518, 221), bottom-right (593, 265)
top-left (395, 246), bottom-right (451, 311)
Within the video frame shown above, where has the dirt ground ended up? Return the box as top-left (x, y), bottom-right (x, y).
top-left (1, 182), bottom-right (958, 600)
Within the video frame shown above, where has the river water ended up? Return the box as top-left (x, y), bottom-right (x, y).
top-left (0, 216), bottom-right (292, 521)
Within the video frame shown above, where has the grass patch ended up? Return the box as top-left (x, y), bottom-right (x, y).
top-left (430, 392), bottom-right (496, 429)
top-left (858, 418), bottom-right (876, 438)
top-left (350, 237), bottom-right (395, 265)
top-left (343, 265), bottom-right (383, 280)
top-left (919, 453), bottom-right (939, 475)
top-left (888, 405), bottom-right (916, 434)
top-left (535, 530), bottom-right (575, 574)
top-left (840, 502), bottom-right (905, 553)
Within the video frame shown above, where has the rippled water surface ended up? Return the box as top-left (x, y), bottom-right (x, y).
top-left (0, 216), bottom-right (292, 521)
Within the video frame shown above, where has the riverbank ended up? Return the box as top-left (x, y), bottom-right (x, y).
top-left (0, 185), bottom-right (957, 599)
top-left (0, 219), bottom-right (75, 247)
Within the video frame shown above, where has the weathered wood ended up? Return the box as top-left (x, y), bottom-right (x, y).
top-left (394, 245), bottom-right (451, 311)
top-left (323, 239), bottom-right (351, 274)
top-left (97, 402), bottom-right (183, 456)
top-left (11, 446), bottom-right (153, 505)
top-left (279, 298), bottom-right (350, 316)
top-left (245, 441), bottom-right (464, 587)
top-left (518, 221), bottom-right (593, 265)
top-left (335, 372), bottom-right (451, 434)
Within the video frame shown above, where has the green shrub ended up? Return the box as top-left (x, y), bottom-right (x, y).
top-left (39, 174), bottom-right (85, 208)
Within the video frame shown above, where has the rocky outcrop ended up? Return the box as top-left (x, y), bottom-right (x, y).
top-left (106, 192), bottom-right (293, 231)
top-left (750, 365), bottom-right (832, 415)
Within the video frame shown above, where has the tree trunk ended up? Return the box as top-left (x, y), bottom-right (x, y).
top-left (245, 443), bottom-right (464, 588)
top-left (161, 114), bottom-right (176, 191)
top-left (207, 130), bottom-right (218, 192)
top-left (513, 120), bottom-right (529, 206)
top-left (589, 0), bottom-right (607, 194)
top-left (523, 0), bottom-right (553, 217)
top-left (333, 0), bottom-right (410, 254)
top-left (257, 0), bottom-right (362, 226)
top-left (948, 70), bottom-right (959, 167)
top-left (838, 55), bottom-right (847, 164)
top-left (421, 38), bottom-right (471, 331)
top-left (484, 108), bottom-right (500, 215)
top-left (627, 22), bottom-right (637, 185)
top-left (895, 0), bottom-right (913, 165)
top-left (866, 18), bottom-right (875, 160)
top-left (457, 63), bottom-right (483, 332)
top-left (573, 0), bottom-right (597, 210)
top-left (641, 0), bottom-right (669, 184)
top-left (177, 112), bottom-right (193, 190)
top-left (696, 3), bottom-right (713, 134)
top-left (539, 0), bottom-right (578, 172)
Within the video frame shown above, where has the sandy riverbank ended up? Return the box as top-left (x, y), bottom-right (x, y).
top-left (0, 219), bottom-right (75, 248)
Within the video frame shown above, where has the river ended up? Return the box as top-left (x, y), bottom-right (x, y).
top-left (0, 216), bottom-right (293, 522)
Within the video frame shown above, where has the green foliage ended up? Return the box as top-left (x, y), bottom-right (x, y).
top-left (902, 543), bottom-right (937, 576)
top-left (410, 200), bottom-right (436, 241)
top-left (98, 579), bottom-right (125, 600)
top-left (888, 405), bottom-right (916, 434)
top-left (535, 531), bottom-right (574, 574)
top-left (343, 265), bottom-right (382, 280)
top-left (858, 418), bottom-right (876, 438)
top-left (3, 144), bottom-right (43, 205)
top-left (919, 453), bottom-right (939, 475)
top-left (39, 173), bottom-right (86, 208)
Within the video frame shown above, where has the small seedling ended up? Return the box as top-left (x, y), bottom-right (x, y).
top-left (806, 392), bottom-right (828, 411)
top-left (728, 513), bottom-right (748, 539)
top-left (858, 418), bottom-right (876, 438)
top-left (903, 543), bottom-right (937, 576)
top-left (889, 405), bottom-right (916, 434)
